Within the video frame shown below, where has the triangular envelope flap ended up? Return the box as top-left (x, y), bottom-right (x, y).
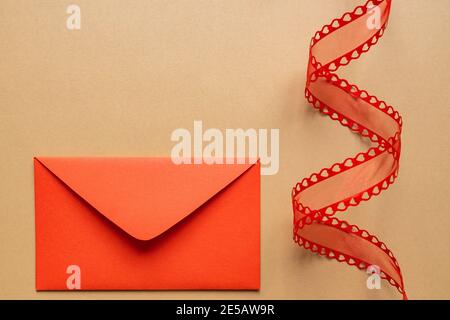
top-left (36, 157), bottom-right (255, 241)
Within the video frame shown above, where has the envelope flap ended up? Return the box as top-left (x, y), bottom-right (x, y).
top-left (35, 157), bottom-right (256, 241)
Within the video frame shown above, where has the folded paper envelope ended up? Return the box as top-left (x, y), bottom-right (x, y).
top-left (34, 157), bottom-right (260, 290)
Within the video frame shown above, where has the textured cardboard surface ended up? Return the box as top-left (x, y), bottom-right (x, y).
top-left (1, 0), bottom-right (449, 299)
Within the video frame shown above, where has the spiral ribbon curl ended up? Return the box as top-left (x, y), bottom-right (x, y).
top-left (293, 0), bottom-right (406, 299)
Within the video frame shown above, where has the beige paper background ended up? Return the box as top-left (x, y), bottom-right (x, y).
top-left (1, 0), bottom-right (449, 299)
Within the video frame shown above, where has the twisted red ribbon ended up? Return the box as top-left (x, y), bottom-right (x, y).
top-left (293, 0), bottom-right (406, 299)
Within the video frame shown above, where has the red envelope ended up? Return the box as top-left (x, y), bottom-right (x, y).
top-left (34, 157), bottom-right (260, 290)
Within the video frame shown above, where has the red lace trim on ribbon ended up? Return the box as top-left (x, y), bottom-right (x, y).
top-left (293, 0), bottom-right (407, 299)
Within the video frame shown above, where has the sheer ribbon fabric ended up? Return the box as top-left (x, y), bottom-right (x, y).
top-left (293, 0), bottom-right (406, 299)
